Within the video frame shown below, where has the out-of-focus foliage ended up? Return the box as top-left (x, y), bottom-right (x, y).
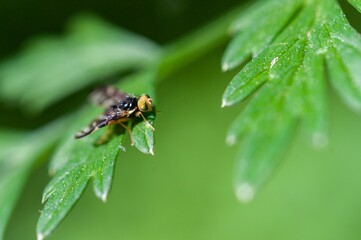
top-left (0, 121), bottom-right (67, 239)
top-left (0, 15), bottom-right (160, 112)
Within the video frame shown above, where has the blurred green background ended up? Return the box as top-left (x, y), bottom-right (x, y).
top-left (2, 0), bottom-right (361, 239)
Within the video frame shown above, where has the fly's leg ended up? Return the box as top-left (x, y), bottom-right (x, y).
top-left (116, 118), bottom-right (134, 146)
top-left (135, 112), bottom-right (155, 131)
top-left (96, 127), bottom-right (113, 145)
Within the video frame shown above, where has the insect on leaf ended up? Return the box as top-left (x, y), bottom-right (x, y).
top-left (222, 0), bottom-right (361, 201)
top-left (37, 73), bottom-right (156, 240)
top-left (119, 70), bottom-right (157, 155)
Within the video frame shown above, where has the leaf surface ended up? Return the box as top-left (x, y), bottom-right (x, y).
top-left (222, 0), bottom-right (361, 201)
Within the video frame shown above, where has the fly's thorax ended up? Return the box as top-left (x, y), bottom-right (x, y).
top-left (118, 96), bottom-right (138, 111)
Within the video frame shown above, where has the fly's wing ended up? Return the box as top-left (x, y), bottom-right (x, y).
top-left (89, 85), bottom-right (129, 108)
top-left (76, 86), bottom-right (130, 139)
top-left (75, 108), bottom-right (128, 139)
top-left (75, 115), bottom-right (110, 139)
top-left (75, 112), bottom-right (114, 139)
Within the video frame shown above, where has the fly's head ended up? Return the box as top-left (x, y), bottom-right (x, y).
top-left (137, 94), bottom-right (153, 112)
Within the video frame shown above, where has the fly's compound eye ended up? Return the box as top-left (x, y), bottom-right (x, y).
top-left (137, 94), bottom-right (153, 112)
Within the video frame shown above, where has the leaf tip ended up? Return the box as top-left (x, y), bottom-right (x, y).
top-left (312, 133), bottom-right (328, 148)
top-left (101, 192), bottom-right (108, 203)
top-left (118, 144), bottom-right (126, 152)
top-left (222, 63), bottom-right (230, 72)
top-left (235, 182), bottom-right (255, 203)
top-left (221, 99), bottom-right (230, 108)
top-left (226, 134), bottom-right (237, 146)
top-left (41, 196), bottom-right (46, 204)
top-left (149, 147), bottom-right (154, 156)
top-left (48, 166), bottom-right (57, 176)
top-left (37, 232), bottom-right (44, 240)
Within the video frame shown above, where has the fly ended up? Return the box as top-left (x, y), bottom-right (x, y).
top-left (75, 86), bottom-right (155, 144)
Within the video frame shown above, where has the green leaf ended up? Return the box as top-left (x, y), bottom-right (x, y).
top-left (324, 7), bottom-right (361, 112)
top-left (348, 0), bottom-right (361, 13)
top-left (0, 14), bottom-right (160, 112)
top-left (0, 121), bottom-right (67, 240)
top-left (37, 74), bottom-right (156, 239)
top-left (222, 0), bottom-right (303, 71)
top-left (38, 110), bottom-right (125, 239)
top-left (132, 113), bottom-right (156, 155)
top-left (0, 131), bottom-right (27, 240)
top-left (222, 0), bottom-right (361, 201)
